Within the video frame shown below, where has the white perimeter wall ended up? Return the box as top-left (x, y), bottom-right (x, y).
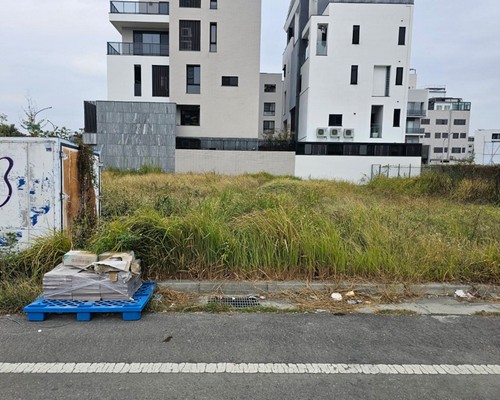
top-left (175, 150), bottom-right (295, 176)
top-left (295, 156), bottom-right (422, 183)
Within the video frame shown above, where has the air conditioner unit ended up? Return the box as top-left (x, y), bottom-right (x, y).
top-left (316, 128), bottom-right (327, 138)
top-left (344, 128), bottom-right (354, 138)
top-left (330, 128), bottom-right (341, 138)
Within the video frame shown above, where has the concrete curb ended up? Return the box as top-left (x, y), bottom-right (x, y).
top-left (157, 280), bottom-right (500, 297)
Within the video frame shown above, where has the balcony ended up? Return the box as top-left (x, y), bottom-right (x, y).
top-left (406, 127), bottom-right (425, 134)
top-left (109, 1), bottom-right (169, 33)
top-left (108, 42), bottom-right (169, 56)
top-left (407, 109), bottom-right (426, 117)
top-left (110, 1), bottom-right (169, 15)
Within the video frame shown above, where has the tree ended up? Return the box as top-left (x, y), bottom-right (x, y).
top-left (0, 114), bottom-right (24, 137)
top-left (19, 98), bottom-right (73, 140)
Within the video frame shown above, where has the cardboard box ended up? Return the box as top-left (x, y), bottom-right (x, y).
top-left (63, 250), bottom-right (98, 267)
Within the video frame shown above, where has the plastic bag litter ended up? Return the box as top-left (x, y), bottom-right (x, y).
top-left (330, 292), bottom-right (343, 301)
top-left (454, 289), bottom-right (474, 299)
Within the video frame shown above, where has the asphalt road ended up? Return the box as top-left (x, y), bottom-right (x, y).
top-left (0, 313), bottom-right (499, 399)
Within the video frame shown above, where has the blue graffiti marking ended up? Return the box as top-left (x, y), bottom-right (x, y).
top-left (29, 189), bottom-right (36, 195)
top-left (35, 179), bottom-right (40, 184)
top-left (17, 178), bottom-right (26, 189)
top-left (30, 205), bottom-right (51, 226)
top-left (0, 156), bottom-right (14, 208)
top-left (0, 232), bottom-right (22, 247)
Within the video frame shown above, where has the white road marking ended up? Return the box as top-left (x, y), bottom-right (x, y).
top-left (0, 362), bottom-right (498, 375)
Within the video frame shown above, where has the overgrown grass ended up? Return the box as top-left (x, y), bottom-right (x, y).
top-left (1, 171), bottom-right (499, 305)
top-left (91, 172), bottom-right (500, 283)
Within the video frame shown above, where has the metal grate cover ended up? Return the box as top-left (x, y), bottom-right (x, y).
top-left (208, 296), bottom-right (260, 308)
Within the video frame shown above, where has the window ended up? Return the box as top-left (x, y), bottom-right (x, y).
top-left (317, 24), bottom-right (328, 56)
top-left (179, 105), bottom-right (200, 126)
top-left (350, 65), bottom-right (358, 85)
top-left (329, 114), bottom-right (342, 127)
top-left (372, 66), bottom-right (391, 96)
top-left (352, 25), bottom-right (360, 44)
top-left (434, 147), bottom-right (443, 154)
top-left (462, 148), bottom-right (466, 153)
top-left (451, 147), bottom-right (461, 154)
top-left (398, 26), bottom-right (406, 45)
top-left (152, 65), bottom-right (169, 97)
top-left (134, 65), bottom-right (141, 96)
top-left (287, 25), bottom-right (294, 43)
top-left (180, 0), bottom-right (200, 8)
top-left (179, 20), bottom-right (200, 51)
top-left (424, 132), bottom-right (431, 138)
top-left (263, 121), bottom-right (275, 133)
top-left (435, 132), bottom-right (441, 139)
top-left (283, 65), bottom-right (287, 78)
top-left (395, 67), bottom-right (404, 86)
top-left (393, 109), bottom-right (401, 127)
top-left (442, 132), bottom-right (448, 139)
top-left (454, 119), bottom-right (466, 125)
top-left (133, 31), bottom-right (169, 56)
top-left (436, 119), bottom-right (448, 125)
top-left (221, 76), bottom-right (238, 86)
top-left (451, 132), bottom-right (459, 139)
top-left (421, 119), bottom-right (430, 125)
top-left (264, 102), bottom-right (276, 116)
top-left (492, 133), bottom-right (500, 140)
top-left (210, 0), bottom-right (217, 9)
top-left (460, 133), bottom-right (466, 139)
top-left (210, 22), bottom-right (217, 52)
top-left (186, 65), bottom-right (200, 94)
top-left (264, 84), bottom-right (276, 93)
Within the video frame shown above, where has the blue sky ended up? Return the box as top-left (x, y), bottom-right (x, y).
top-left (0, 0), bottom-right (498, 134)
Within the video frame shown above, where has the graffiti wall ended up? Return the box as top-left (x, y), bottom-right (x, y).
top-left (0, 140), bottom-right (61, 248)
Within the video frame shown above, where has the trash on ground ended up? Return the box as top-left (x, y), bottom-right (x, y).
top-left (345, 291), bottom-right (356, 298)
top-left (454, 289), bottom-right (475, 299)
top-left (347, 299), bottom-right (363, 305)
top-left (330, 292), bottom-right (343, 301)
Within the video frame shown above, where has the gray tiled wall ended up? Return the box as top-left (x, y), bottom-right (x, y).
top-left (91, 101), bottom-right (176, 171)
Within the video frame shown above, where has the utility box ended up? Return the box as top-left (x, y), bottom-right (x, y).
top-left (0, 138), bottom-right (100, 249)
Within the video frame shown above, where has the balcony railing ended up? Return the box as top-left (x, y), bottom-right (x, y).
top-left (108, 42), bottom-right (169, 56)
top-left (407, 109), bottom-right (426, 117)
top-left (406, 127), bottom-right (425, 134)
top-left (110, 1), bottom-right (169, 15)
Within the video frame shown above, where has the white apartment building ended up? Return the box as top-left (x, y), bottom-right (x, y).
top-left (474, 129), bottom-right (500, 165)
top-left (282, 0), bottom-right (421, 181)
top-left (107, 0), bottom-right (261, 139)
top-left (259, 73), bottom-right (284, 138)
top-left (420, 91), bottom-right (472, 164)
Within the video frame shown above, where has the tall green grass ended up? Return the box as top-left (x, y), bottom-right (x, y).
top-left (2, 172), bottom-right (499, 294)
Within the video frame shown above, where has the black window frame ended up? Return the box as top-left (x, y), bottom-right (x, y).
top-left (352, 25), bottom-right (360, 45)
top-left (329, 114), bottom-right (343, 127)
top-left (454, 119), bottom-right (467, 125)
top-left (436, 119), bottom-right (449, 125)
top-left (134, 64), bottom-right (142, 97)
top-left (264, 84), bottom-right (276, 93)
top-left (152, 65), bottom-right (169, 97)
top-left (179, 0), bottom-right (201, 8)
top-left (395, 67), bottom-right (404, 86)
top-left (263, 102), bottom-right (276, 116)
top-left (221, 76), bottom-right (239, 87)
top-left (393, 109), bottom-right (401, 127)
top-left (263, 120), bottom-right (275, 133)
top-left (186, 64), bottom-right (201, 94)
top-left (398, 26), bottom-right (406, 45)
top-left (179, 20), bottom-right (201, 51)
top-left (209, 22), bottom-right (217, 52)
top-left (179, 105), bottom-right (200, 126)
top-left (210, 0), bottom-right (218, 9)
top-left (350, 65), bottom-right (358, 85)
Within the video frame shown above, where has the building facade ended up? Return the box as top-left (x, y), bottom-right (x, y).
top-left (283, 0), bottom-right (421, 180)
top-left (473, 129), bottom-right (500, 165)
top-left (420, 93), bottom-right (472, 164)
top-left (259, 73), bottom-right (284, 138)
top-left (107, 0), bottom-right (261, 139)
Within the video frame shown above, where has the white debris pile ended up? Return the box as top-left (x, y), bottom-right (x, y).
top-left (43, 251), bottom-right (142, 301)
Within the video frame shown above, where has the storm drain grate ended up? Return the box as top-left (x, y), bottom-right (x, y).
top-left (208, 296), bottom-right (260, 308)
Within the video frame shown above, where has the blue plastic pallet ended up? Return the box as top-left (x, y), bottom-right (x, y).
top-left (24, 282), bottom-right (156, 322)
